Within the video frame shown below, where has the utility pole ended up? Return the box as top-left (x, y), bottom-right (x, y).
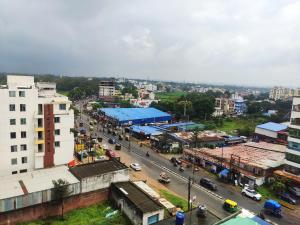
top-left (188, 176), bottom-right (191, 211)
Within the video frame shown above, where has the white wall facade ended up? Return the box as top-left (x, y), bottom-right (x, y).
top-left (0, 75), bottom-right (74, 176)
top-left (254, 127), bottom-right (278, 139)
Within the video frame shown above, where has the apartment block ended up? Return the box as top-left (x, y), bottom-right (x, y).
top-left (0, 75), bottom-right (74, 176)
top-left (98, 79), bottom-right (115, 101)
top-left (285, 96), bottom-right (300, 176)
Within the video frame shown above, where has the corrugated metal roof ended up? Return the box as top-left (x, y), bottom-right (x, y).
top-left (0, 166), bottom-right (79, 200)
top-left (257, 122), bottom-right (288, 132)
top-left (130, 125), bottom-right (162, 136)
top-left (99, 107), bottom-right (171, 123)
top-left (112, 182), bottom-right (163, 213)
top-left (69, 160), bottom-right (128, 180)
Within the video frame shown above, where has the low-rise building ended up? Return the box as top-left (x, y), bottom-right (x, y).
top-left (69, 159), bottom-right (129, 193)
top-left (110, 181), bottom-right (164, 225)
top-left (183, 142), bottom-right (286, 186)
top-left (0, 165), bottom-right (80, 213)
top-left (254, 122), bottom-right (288, 144)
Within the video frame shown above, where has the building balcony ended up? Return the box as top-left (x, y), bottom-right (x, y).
top-left (285, 159), bottom-right (300, 169)
top-left (35, 139), bottom-right (45, 145)
top-left (35, 127), bottom-right (44, 132)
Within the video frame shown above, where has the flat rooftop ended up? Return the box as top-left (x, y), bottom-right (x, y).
top-left (0, 166), bottom-right (79, 200)
top-left (112, 181), bottom-right (163, 213)
top-left (69, 159), bottom-right (128, 180)
top-left (256, 122), bottom-right (288, 132)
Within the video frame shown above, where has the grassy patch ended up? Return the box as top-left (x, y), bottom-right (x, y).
top-left (19, 202), bottom-right (131, 225)
top-left (58, 91), bottom-right (69, 96)
top-left (160, 189), bottom-right (189, 212)
top-left (257, 184), bottom-right (279, 201)
top-left (156, 91), bottom-right (186, 102)
top-left (216, 118), bottom-right (266, 134)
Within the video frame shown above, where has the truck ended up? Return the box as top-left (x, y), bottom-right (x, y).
top-left (263, 199), bottom-right (282, 218)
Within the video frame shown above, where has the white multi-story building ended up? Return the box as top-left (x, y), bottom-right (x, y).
top-left (98, 79), bottom-right (115, 100)
top-left (269, 87), bottom-right (300, 101)
top-left (285, 96), bottom-right (300, 176)
top-left (0, 75), bottom-right (74, 176)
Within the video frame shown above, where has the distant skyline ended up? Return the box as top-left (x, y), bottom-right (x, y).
top-left (0, 0), bottom-right (299, 87)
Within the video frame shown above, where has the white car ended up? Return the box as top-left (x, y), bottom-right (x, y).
top-left (130, 163), bottom-right (142, 171)
top-left (241, 187), bottom-right (262, 201)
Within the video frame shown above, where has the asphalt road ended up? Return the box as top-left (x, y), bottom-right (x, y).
top-left (75, 103), bottom-right (299, 225)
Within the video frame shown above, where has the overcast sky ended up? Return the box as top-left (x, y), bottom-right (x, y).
top-left (0, 0), bottom-right (299, 87)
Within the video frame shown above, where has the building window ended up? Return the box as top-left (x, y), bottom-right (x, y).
top-left (55, 141), bottom-right (60, 147)
top-left (54, 117), bottom-right (60, 123)
top-left (21, 131), bottom-right (26, 138)
top-left (12, 171), bottom-right (18, 174)
top-left (11, 145), bottom-right (17, 152)
top-left (38, 144), bottom-right (43, 152)
top-left (286, 153), bottom-right (300, 164)
top-left (9, 104), bottom-right (15, 111)
top-left (20, 104), bottom-right (26, 112)
top-left (55, 129), bottom-right (60, 135)
top-left (20, 144), bottom-right (27, 151)
top-left (20, 169), bottom-right (27, 173)
top-left (21, 157), bottom-right (28, 164)
top-left (38, 131), bottom-right (43, 140)
top-left (38, 118), bottom-right (43, 127)
top-left (11, 158), bottom-right (17, 165)
top-left (59, 104), bottom-right (66, 110)
top-left (10, 132), bottom-right (16, 139)
top-left (289, 128), bottom-right (300, 139)
top-left (38, 104), bottom-right (43, 115)
top-left (10, 119), bottom-right (16, 125)
top-left (9, 91), bottom-right (16, 97)
top-left (20, 118), bottom-right (26, 125)
top-left (19, 91), bottom-right (25, 97)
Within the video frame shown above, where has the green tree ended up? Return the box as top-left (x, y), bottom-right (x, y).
top-left (52, 179), bottom-right (72, 220)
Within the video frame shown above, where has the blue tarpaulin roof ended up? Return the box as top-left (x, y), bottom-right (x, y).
top-left (99, 108), bottom-right (171, 125)
top-left (257, 122), bottom-right (287, 132)
top-left (130, 125), bottom-right (163, 136)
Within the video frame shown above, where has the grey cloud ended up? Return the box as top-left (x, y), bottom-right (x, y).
top-left (0, 0), bottom-right (299, 86)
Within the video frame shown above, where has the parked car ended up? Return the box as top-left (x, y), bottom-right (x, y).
top-left (115, 144), bottom-right (122, 150)
top-left (241, 187), bottom-right (262, 201)
top-left (288, 186), bottom-right (300, 197)
top-left (199, 178), bottom-right (217, 191)
top-left (108, 138), bottom-right (116, 144)
top-left (278, 192), bottom-right (297, 205)
top-left (130, 163), bottom-right (142, 171)
top-left (106, 149), bottom-right (116, 158)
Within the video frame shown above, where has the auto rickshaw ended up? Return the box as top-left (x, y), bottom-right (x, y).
top-left (223, 199), bottom-right (238, 213)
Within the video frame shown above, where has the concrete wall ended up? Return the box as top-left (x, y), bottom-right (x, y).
top-left (0, 189), bottom-right (108, 225)
top-left (110, 189), bottom-right (143, 225)
top-left (81, 169), bottom-right (129, 193)
top-left (255, 127), bottom-right (277, 139)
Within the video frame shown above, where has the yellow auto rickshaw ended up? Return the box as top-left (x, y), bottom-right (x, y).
top-left (223, 199), bottom-right (238, 213)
